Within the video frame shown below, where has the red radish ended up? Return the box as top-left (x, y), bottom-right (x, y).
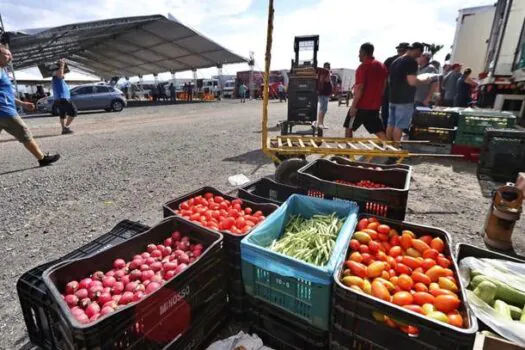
top-left (164, 237), bottom-right (173, 247)
top-left (189, 257), bottom-right (196, 264)
top-left (193, 250), bottom-right (202, 258)
top-left (142, 280), bottom-right (151, 287)
top-left (79, 278), bottom-right (92, 290)
top-left (129, 269), bottom-right (142, 281)
top-left (151, 275), bottom-right (163, 283)
top-left (102, 287), bottom-right (111, 294)
top-left (141, 252), bottom-right (150, 259)
top-left (79, 298), bottom-right (92, 309)
top-left (145, 257), bottom-right (156, 265)
top-left (65, 294), bottom-right (79, 307)
top-left (88, 280), bottom-right (103, 289)
top-left (75, 288), bottom-right (88, 299)
top-left (105, 270), bottom-right (116, 277)
top-left (164, 270), bottom-right (176, 280)
top-left (112, 282), bottom-right (124, 295)
top-left (193, 244), bottom-right (203, 251)
top-left (120, 275), bottom-right (131, 286)
top-left (133, 291), bottom-right (145, 302)
top-left (150, 262), bottom-right (162, 272)
top-left (162, 246), bottom-right (172, 257)
top-left (75, 313), bottom-right (90, 324)
top-left (71, 306), bottom-right (84, 317)
top-left (141, 270), bottom-right (155, 282)
top-left (151, 250), bottom-right (162, 258)
top-left (85, 302), bottom-right (100, 318)
top-left (97, 292), bottom-right (112, 305)
top-left (181, 236), bottom-right (189, 243)
top-left (175, 242), bottom-right (186, 251)
top-left (113, 259), bottom-right (126, 270)
top-left (175, 264), bottom-right (188, 274)
top-left (88, 285), bottom-right (103, 300)
top-left (169, 256), bottom-right (178, 263)
top-left (125, 281), bottom-right (138, 292)
top-left (135, 283), bottom-right (146, 292)
top-left (174, 250), bottom-right (185, 258)
top-left (103, 300), bottom-right (118, 309)
top-left (163, 262), bottom-right (177, 271)
top-left (133, 254), bottom-right (142, 260)
top-left (171, 232), bottom-right (181, 242)
top-left (114, 269), bottom-right (126, 280)
top-left (92, 271), bottom-right (105, 281)
top-left (147, 244), bottom-right (157, 253)
top-left (140, 264), bottom-right (150, 272)
top-left (145, 282), bottom-right (161, 295)
top-left (100, 306), bottom-right (114, 316)
top-left (129, 258), bottom-right (143, 270)
top-left (156, 244), bottom-right (165, 251)
top-left (102, 276), bottom-right (116, 288)
top-left (65, 281), bottom-right (79, 295)
top-left (178, 253), bottom-right (189, 265)
top-left (119, 292), bottom-right (134, 305)
top-left (112, 294), bottom-right (122, 304)
top-left (89, 314), bottom-right (100, 322)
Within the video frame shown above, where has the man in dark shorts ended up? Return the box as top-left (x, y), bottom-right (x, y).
top-left (52, 58), bottom-right (77, 135)
top-left (344, 43), bottom-right (387, 140)
top-left (0, 44), bottom-right (60, 166)
top-left (381, 42), bottom-right (409, 127)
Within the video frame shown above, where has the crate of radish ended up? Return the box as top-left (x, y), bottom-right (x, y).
top-left (297, 159), bottom-right (411, 220)
top-left (41, 217), bottom-right (226, 349)
top-left (240, 194), bottom-right (359, 330)
top-left (331, 215), bottom-right (478, 350)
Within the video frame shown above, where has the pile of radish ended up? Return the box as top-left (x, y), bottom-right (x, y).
top-left (61, 231), bottom-right (203, 324)
top-left (336, 179), bottom-right (388, 189)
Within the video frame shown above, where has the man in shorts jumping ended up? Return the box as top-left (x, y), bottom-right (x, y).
top-left (344, 43), bottom-right (387, 140)
top-left (0, 45), bottom-right (60, 166)
top-left (52, 58), bottom-right (77, 135)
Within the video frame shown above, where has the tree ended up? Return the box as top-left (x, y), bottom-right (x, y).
top-left (426, 43), bottom-right (444, 58)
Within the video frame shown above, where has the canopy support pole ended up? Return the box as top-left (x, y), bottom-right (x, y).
top-left (261, 0), bottom-right (274, 153)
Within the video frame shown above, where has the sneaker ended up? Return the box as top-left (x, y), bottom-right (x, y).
top-left (62, 127), bottom-right (74, 135)
top-left (311, 121), bottom-right (318, 128)
top-left (39, 153), bottom-right (61, 167)
top-left (319, 124), bottom-right (328, 129)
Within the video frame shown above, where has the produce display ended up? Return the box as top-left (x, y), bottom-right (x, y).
top-left (173, 193), bottom-right (266, 235)
top-left (269, 213), bottom-right (343, 267)
top-left (61, 231), bottom-right (203, 324)
top-left (336, 179), bottom-right (388, 189)
top-left (340, 217), bottom-right (465, 334)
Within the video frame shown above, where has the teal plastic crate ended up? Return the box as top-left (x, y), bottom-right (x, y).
top-left (454, 131), bottom-right (485, 147)
top-left (458, 110), bottom-right (516, 134)
top-left (240, 194), bottom-right (358, 330)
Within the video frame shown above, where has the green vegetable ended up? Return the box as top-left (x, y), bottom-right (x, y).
top-left (520, 305), bottom-right (525, 323)
top-left (473, 281), bottom-right (497, 305)
top-left (269, 214), bottom-right (343, 267)
top-left (509, 304), bottom-right (522, 320)
top-left (481, 330), bottom-right (500, 338)
top-left (470, 274), bottom-right (525, 306)
top-left (470, 275), bottom-right (490, 289)
top-left (494, 300), bottom-right (512, 321)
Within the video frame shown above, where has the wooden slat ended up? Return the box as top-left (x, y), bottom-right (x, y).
top-left (358, 141), bottom-right (372, 150)
top-left (298, 139), bottom-right (306, 148)
top-left (347, 142), bottom-right (359, 149)
top-left (286, 138), bottom-right (292, 148)
top-left (385, 144), bottom-right (398, 151)
top-left (310, 140), bottom-right (318, 148)
top-left (336, 142), bottom-right (345, 149)
top-left (369, 141), bottom-right (385, 151)
top-left (278, 137), bottom-right (282, 148)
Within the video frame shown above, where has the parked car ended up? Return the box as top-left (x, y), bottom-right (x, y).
top-left (38, 84), bottom-right (127, 115)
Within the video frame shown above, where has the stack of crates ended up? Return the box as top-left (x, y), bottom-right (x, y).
top-left (453, 110), bottom-right (516, 162)
top-left (408, 108), bottom-right (459, 154)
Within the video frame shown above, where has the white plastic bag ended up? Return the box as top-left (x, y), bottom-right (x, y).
top-left (206, 331), bottom-right (272, 350)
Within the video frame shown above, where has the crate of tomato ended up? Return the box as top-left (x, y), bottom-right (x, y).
top-left (163, 187), bottom-right (277, 316)
top-left (41, 217), bottom-right (227, 349)
top-left (297, 159), bottom-right (411, 220)
top-left (331, 215), bottom-right (478, 350)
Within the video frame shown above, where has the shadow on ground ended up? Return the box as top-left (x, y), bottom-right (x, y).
top-left (223, 149), bottom-right (272, 166)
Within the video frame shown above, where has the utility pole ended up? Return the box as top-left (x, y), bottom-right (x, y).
top-left (248, 51), bottom-right (254, 100)
top-left (0, 13), bottom-right (20, 99)
top-left (217, 64), bottom-right (223, 100)
top-left (192, 68), bottom-right (197, 99)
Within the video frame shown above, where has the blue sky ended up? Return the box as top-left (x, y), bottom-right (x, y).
top-left (0, 0), bottom-right (494, 80)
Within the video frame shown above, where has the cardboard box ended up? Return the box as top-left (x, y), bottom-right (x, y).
top-left (473, 333), bottom-right (525, 350)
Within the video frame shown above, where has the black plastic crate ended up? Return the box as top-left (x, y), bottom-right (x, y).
top-left (237, 177), bottom-right (307, 205)
top-left (288, 77), bottom-right (317, 92)
top-left (331, 215), bottom-right (478, 350)
top-left (412, 109), bottom-right (459, 129)
top-left (329, 156), bottom-right (412, 172)
top-left (288, 107), bottom-right (317, 122)
top-left (41, 217), bottom-right (226, 349)
top-left (288, 91), bottom-right (318, 110)
top-left (17, 220), bottom-right (149, 350)
top-left (247, 296), bottom-right (329, 350)
top-left (477, 128), bottom-right (525, 182)
top-left (297, 159), bottom-right (411, 220)
top-left (163, 186), bottom-right (277, 316)
top-left (409, 126), bottom-right (457, 144)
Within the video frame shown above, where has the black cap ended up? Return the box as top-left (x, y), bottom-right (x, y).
top-left (396, 42), bottom-right (409, 50)
top-left (408, 42), bottom-right (424, 51)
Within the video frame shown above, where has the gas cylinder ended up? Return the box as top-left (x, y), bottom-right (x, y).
top-left (483, 184), bottom-right (523, 250)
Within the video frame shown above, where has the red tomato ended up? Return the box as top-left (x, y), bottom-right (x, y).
top-left (434, 295), bottom-right (460, 313)
top-left (414, 282), bottom-right (429, 292)
top-left (357, 218), bottom-right (369, 231)
top-left (222, 217), bottom-right (235, 229)
top-left (214, 196), bottom-right (224, 203)
top-left (422, 249), bottom-right (439, 260)
top-left (349, 252), bottom-right (363, 263)
top-left (359, 245), bottom-right (369, 254)
top-left (421, 258), bottom-right (437, 271)
top-left (419, 235), bottom-right (433, 246)
top-left (349, 239), bottom-right (360, 251)
top-left (412, 272), bottom-right (431, 286)
top-left (390, 235), bottom-right (401, 247)
top-left (413, 292), bottom-right (435, 306)
top-left (368, 240), bottom-right (381, 253)
top-left (232, 198), bottom-right (243, 205)
top-left (392, 291), bottom-right (414, 306)
top-left (400, 233), bottom-right (412, 250)
top-left (236, 217), bottom-right (246, 229)
top-left (437, 257), bottom-right (451, 268)
top-left (377, 224), bottom-right (390, 235)
top-left (244, 207), bottom-right (253, 215)
top-left (395, 263), bottom-right (412, 276)
top-left (403, 304), bottom-right (424, 314)
top-left (361, 253), bottom-right (373, 265)
top-left (389, 246), bottom-right (402, 258)
top-left (378, 233), bottom-right (389, 242)
top-left (431, 237), bottom-right (445, 253)
top-left (402, 256), bottom-right (421, 270)
top-left (397, 274), bottom-right (414, 291)
top-left (254, 210), bottom-right (263, 217)
top-left (204, 192), bottom-right (214, 199)
top-left (233, 203), bottom-right (242, 211)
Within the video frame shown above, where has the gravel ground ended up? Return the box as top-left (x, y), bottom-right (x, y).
top-left (0, 99), bottom-right (523, 349)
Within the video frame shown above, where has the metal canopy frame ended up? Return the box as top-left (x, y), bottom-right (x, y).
top-left (7, 14), bottom-right (247, 78)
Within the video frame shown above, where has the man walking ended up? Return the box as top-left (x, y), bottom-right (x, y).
top-left (442, 64), bottom-right (462, 107)
top-left (0, 45), bottom-right (60, 166)
top-left (414, 52), bottom-right (439, 107)
top-left (278, 81), bottom-right (286, 102)
top-left (315, 62), bottom-right (333, 129)
top-left (52, 58), bottom-right (77, 135)
top-left (387, 42), bottom-right (424, 143)
top-left (169, 82), bottom-right (176, 102)
top-left (382, 43), bottom-right (409, 127)
top-left (239, 82), bottom-right (247, 103)
top-left (344, 43), bottom-right (387, 140)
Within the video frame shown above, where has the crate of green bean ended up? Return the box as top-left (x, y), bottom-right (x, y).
top-left (240, 194), bottom-right (359, 330)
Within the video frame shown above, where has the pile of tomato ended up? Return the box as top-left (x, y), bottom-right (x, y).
top-left (336, 179), bottom-right (388, 189)
top-left (174, 193), bottom-right (266, 235)
top-left (341, 217), bottom-right (465, 334)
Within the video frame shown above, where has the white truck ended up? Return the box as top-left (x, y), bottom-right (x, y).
top-left (329, 68), bottom-right (355, 102)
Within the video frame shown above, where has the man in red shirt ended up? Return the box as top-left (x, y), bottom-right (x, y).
top-left (344, 42), bottom-right (388, 139)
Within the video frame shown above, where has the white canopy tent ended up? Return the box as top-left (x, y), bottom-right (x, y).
top-left (6, 14), bottom-right (247, 79)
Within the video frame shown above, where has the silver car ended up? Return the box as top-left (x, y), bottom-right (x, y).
top-left (38, 84), bottom-right (127, 115)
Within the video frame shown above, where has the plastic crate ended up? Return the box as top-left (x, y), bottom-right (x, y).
top-left (247, 296), bottom-right (329, 350)
top-left (297, 159), bottom-right (411, 220)
top-left (412, 109), bottom-right (459, 129)
top-left (288, 77), bottom-right (317, 93)
top-left (455, 131), bottom-right (485, 147)
top-left (409, 126), bottom-right (457, 144)
top-left (241, 194), bottom-right (359, 330)
top-left (17, 220), bottom-right (149, 350)
top-left (163, 186), bottom-right (278, 317)
top-left (41, 217), bottom-right (226, 349)
top-left (405, 142), bottom-right (452, 155)
top-left (477, 128), bottom-right (525, 182)
top-left (452, 144), bottom-right (481, 162)
top-left (329, 156), bottom-right (412, 172)
top-left (458, 110), bottom-right (516, 134)
top-left (237, 177), bottom-right (307, 205)
top-left (331, 215), bottom-right (478, 350)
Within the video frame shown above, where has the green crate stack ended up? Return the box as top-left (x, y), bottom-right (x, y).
top-left (455, 111), bottom-right (516, 147)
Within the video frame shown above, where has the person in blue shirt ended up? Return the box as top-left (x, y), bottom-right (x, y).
top-left (52, 58), bottom-right (77, 134)
top-left (0, 45), bottom-right (60, 166)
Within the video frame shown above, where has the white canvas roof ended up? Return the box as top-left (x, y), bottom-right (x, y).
top-left (7, 14), bottom-right (247, 78)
